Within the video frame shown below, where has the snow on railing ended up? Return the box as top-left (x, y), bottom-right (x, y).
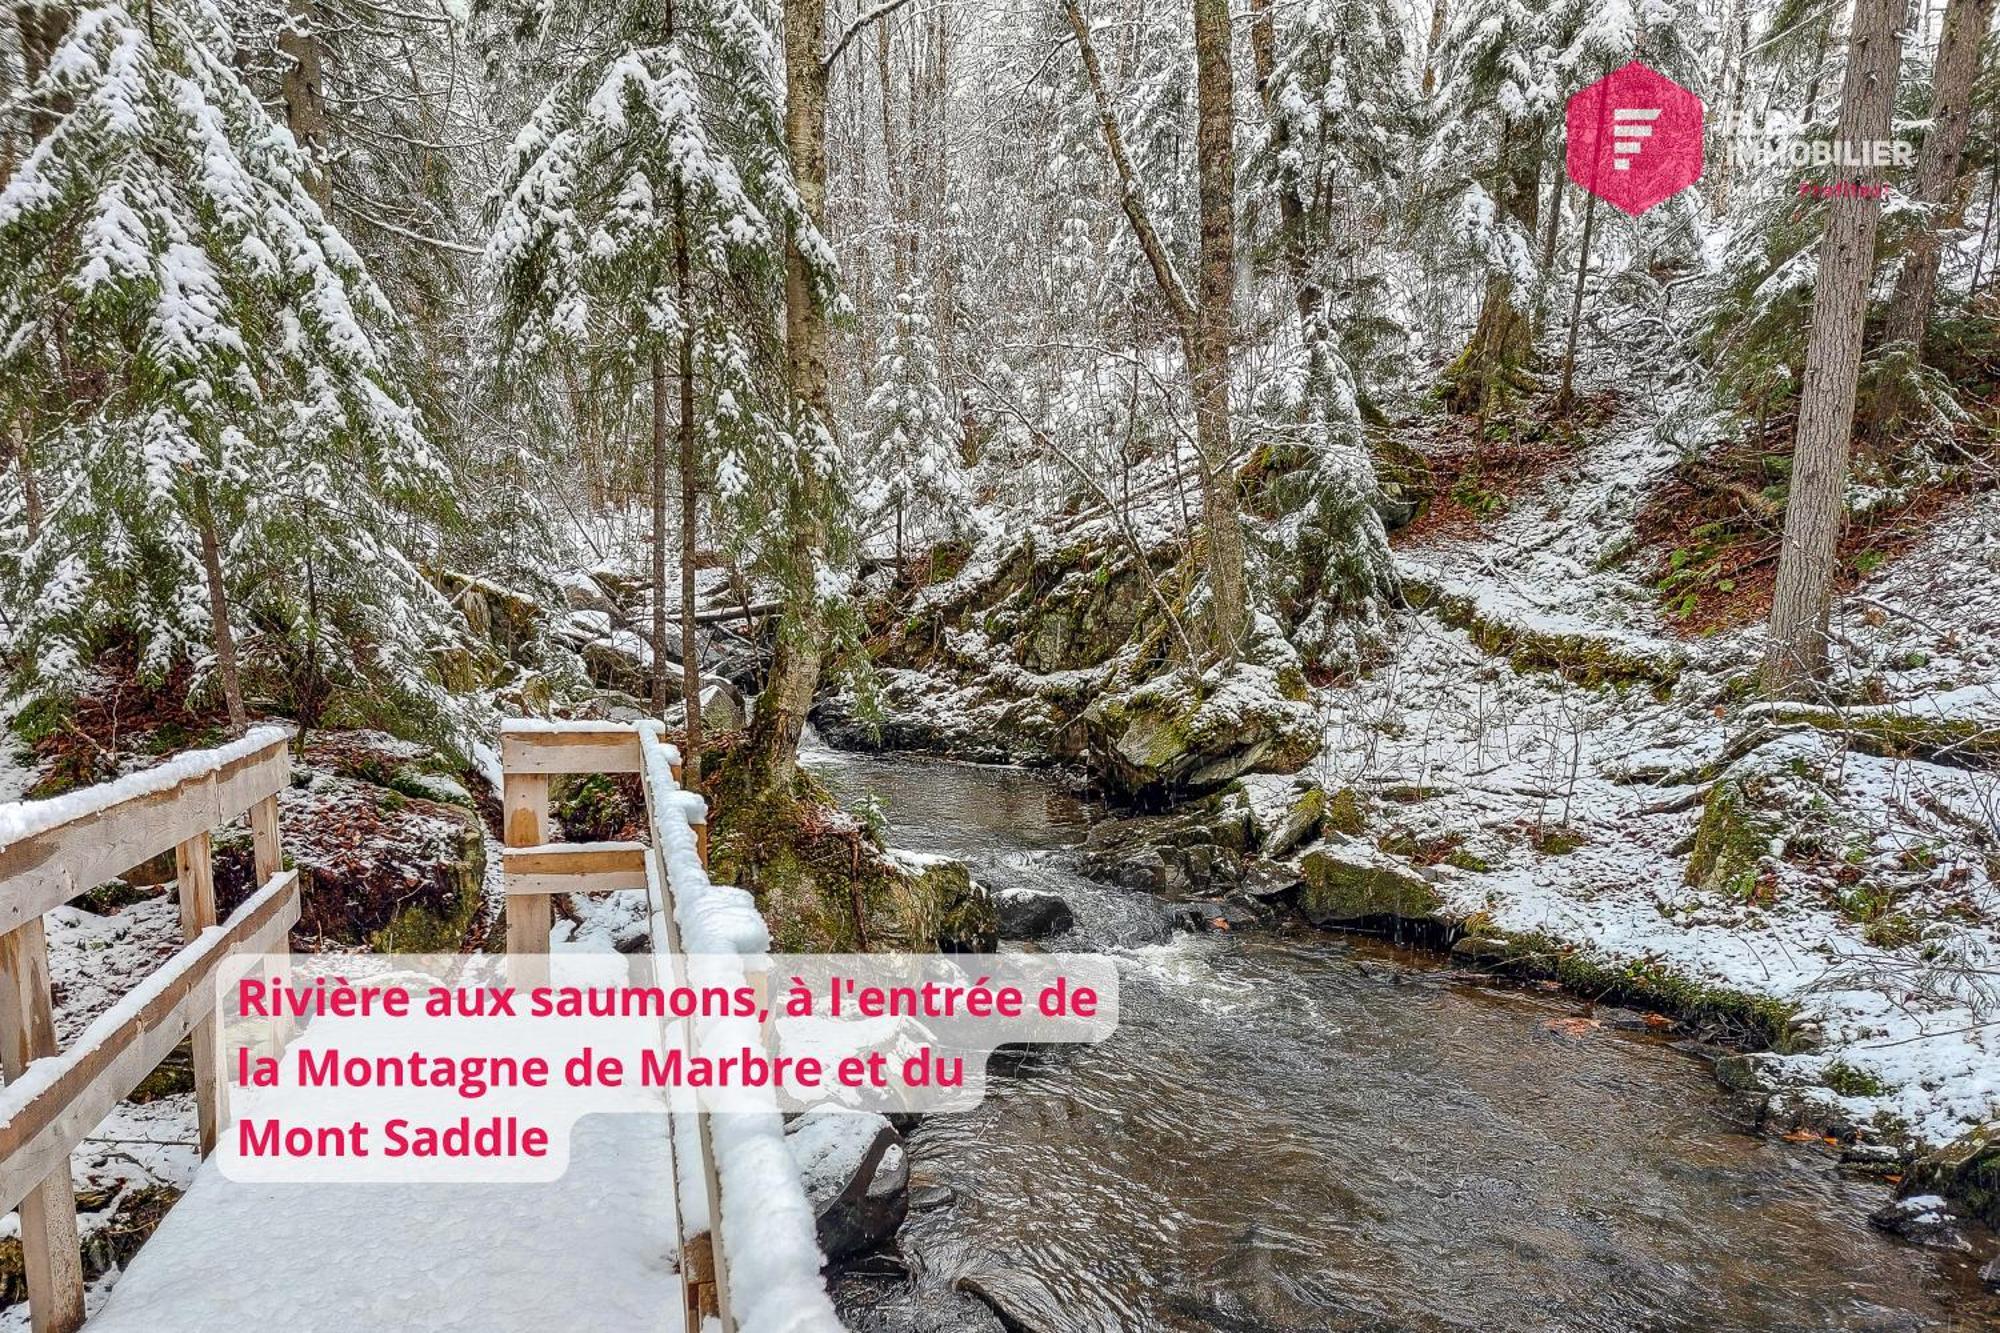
top-left (636, 725), bottom-right (843, 1333)
top-left (496, 718), bottom-right (841, 1333)
top-left (0, 727), bottom-right (300, 1333)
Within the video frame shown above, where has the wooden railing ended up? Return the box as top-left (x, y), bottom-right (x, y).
top-left (496, 721), bottom-right (733, 1331)
top-left (0, 729), bottom-right (301, 1333)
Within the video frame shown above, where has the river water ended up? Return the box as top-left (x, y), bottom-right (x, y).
top-left (805, 743), bottom-right (2000, 1332)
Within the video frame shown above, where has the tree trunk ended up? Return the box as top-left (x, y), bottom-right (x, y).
top-left (11, 417), bottom-right (40, 541)
top-left (1763, 0), bottom-right (1906, 695)
top-left (195, 492), bottom-right (249, 736)
top-left (1556, 192), bottom-right (1597, 412)
top-left (16, 3), bottom-right (72, 143)
top-left (1711, 0), bottom-right (1751, 216)
top-left (744, 0), bottom-right (835, 792)
top-left (277, 0), bottom-right (333, 211)
top-left (676, 195), bottom-right (703, 788)
top-left (1448, 120), bottom-right (1538, 416)
top-left (1191, 0), bottom-right (1248, 656)
top-left (1064, 0), bottom-right (1248, 659)
top-left (1421, 0), bottom-right (1449, 98)
top-left (1881, 0), bottom-right (1996, 353)
top-left (650, 351), bottom-right (671, 718)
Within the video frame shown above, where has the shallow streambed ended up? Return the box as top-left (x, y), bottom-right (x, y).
top-left (807, 744), bottom-right (2000, 1332)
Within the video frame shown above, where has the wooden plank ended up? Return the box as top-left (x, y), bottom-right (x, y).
top-left (502, 841), bottom-right (647, 895)
top-left (247, 794), bottom-right (294, 1047)
top-left (248, 793), bottom-right (283, 882)
top-left (502, 774), bottom-right (551, 956)
top-left (174, 832), bottom-right (222, 1155)
top-left (0, 737), bottom-right (288, 933)
top-left (0, 874), bottom-right (299, 1219)
top-left (635, 732), bottom-right (736, 1333)
top-left (0, 919), bottom-right (84, 1333)
top-left (499, 726), bottom-right (641, 775)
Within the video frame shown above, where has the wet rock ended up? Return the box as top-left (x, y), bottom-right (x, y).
top-left (1868, 1195), bottom-right (1972, 1251)
top-left (993, 887), bottom-right (1073, 940)
top-left (785, 1110), bottom-right (911, 1261)
top-left (1713, 1052), bottom-right (1784, 1094)
top-left (954, 1271), bottom-right (1064, 1333)
top-left (1238, 858), bottom-right (1300, 901)
top-left (1296, 839), bottom-right (1442, 926)
top-left (1903, 1121), bottom-right (2000, 1229)
top-left (909, 1183), bottom-right (954, 1212)
top-left (1839, 1143), bottom-right (1904, 1176)
top-left (840, 1251), bottom-right (911, 1279)
top-left (1450, 935), bottom-right (1514, 966)
top-left (1080, 803), bottom-right (1253, 896)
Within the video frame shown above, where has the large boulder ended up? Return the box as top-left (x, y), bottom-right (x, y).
top-left (1080, 625), bottom-right (1320, 803)
top-left (785, 1110), bottom-right (910, 1262)
top-left (992, 887), bottom-right (1074, 940)
top-left (710, 769), bottom-right (998, 953)
top-left (1296, 838), bottom-right (1442, 927)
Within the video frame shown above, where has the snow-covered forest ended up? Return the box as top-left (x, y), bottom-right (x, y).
top-left (3, 0), bottom-right (2000, 1321)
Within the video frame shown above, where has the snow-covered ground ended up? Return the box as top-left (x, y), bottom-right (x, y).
top-left (1324, 404), bottom-right (2000, 1148)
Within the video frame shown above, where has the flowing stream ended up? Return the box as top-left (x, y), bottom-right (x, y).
top-left (805, 742), bottom-right (2000, 1332)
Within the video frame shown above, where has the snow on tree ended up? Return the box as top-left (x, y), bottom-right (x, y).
top-left (484, 0), bottom-right (802, 718)
top-left (858, 284), bottom-right (972, 561)
top-left (0, 0), bottom-right (473, 742)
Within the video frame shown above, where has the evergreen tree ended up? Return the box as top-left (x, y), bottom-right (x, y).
top-left (485, 0), bottom-right (799, 727)
top-left (858, 283), bottom-right (971, 564)
top-left (0, 0), bottom-right (470, 740)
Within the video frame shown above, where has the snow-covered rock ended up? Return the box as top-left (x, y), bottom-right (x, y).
top-left (784, 1110), bottom-right (910, 1262)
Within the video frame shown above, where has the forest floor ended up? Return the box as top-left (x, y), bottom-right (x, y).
top-left (1317, 384), bottom-right (2000, 1149)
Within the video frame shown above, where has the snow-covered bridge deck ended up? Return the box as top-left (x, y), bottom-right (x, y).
top-left (86, 1115), bottom-right (685, 1332)
top-left (0, 721), bottom-right (840, 1333)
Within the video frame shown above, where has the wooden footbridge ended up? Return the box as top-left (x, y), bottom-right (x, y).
top-left (0, 720), bottom-right (840, 1333)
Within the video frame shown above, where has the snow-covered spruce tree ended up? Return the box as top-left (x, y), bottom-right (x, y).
top-left (485, 0), bottom-right (798, 730)
top-left (857, 283), bottom-right (971, 564)
top-left (0, 0), bottom-right (473, 742)
top-left (1240, 0), bottom-right (1409, 662)
top-left (1417, 0), bottom-right (1705, 417)
top-left (1418, 0), bottom-right (1559, 415)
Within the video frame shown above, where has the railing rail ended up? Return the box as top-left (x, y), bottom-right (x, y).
top-left (498, 719), bottom-right (840, 1333)
top-left (0, 727), bottom-right (301, 1333)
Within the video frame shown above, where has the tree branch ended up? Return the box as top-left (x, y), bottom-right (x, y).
top-left (1058, 0), bottom-right (1197, 338)
top-left (823, 0), bottom-right (922, 71)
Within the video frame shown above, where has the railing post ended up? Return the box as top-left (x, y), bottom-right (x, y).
top-left (503, 772), bottom-right (551, 956)
top-left (248, 794), bottom-right (293, 1050)
top-left (174, 832), bottom-right (223, 1155)
top-left (0, 919), bottom-right (85, 1333)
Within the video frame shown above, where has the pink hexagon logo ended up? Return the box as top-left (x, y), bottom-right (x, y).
top-left (1566, 61), bottom-right (1704, 216)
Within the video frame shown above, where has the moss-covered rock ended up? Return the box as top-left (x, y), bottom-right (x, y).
top-left (1297, 840), bottom-right (1442, 926)
top-left (1081, 649), bottom-right (1321, 803)
top-left (1445, 928), bottom-right (1801, 1049)
top-left (1323, 787), bottom-right (1365, 837)
top-left (709, 766), bottom-right (996, 953)
top-left (1685, 777), bottom-right (1778, 896)
top-left (1266, 785), bottom-right (1329, 857)
top-left (1753, 701), bottom-right (2000, 768)
top-left (1904, 1122), bottom-right (2000, 1228)
top-left (1402, 577), bottom-right (1684, 693)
